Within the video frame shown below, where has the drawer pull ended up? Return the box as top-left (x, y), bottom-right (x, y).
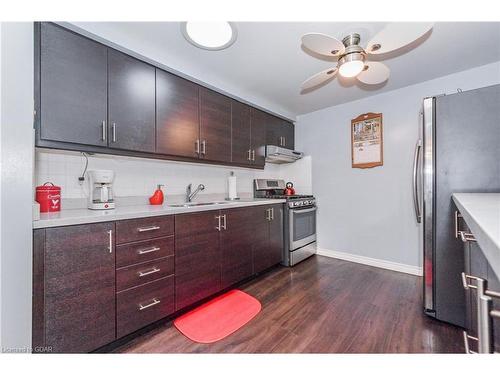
top-left (138, 267), bottom-right (160, 277)
top-left (137, 246), bottom-right (161, 255)
top-left (137, 225), bottom-right (160, 232)
top-left (463, 331), bottom-right (478, 354)
top-left (138, 298), bottom-right (161, 311)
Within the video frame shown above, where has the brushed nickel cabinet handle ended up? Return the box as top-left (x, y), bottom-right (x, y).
top-left (266, 208), bottom-right (271, 221)
top-left (201, 140), bottom-right (206, 155)
top-left (108, 230), bottom-right (113, 253)
top-left (101, 121), bottom-right (106, 141)
top-left (252, 150), bottom-right (255, 161)
top-left (195, 139), bottom-right (200, 154)
top-left (215, 215), bottom-right (221, 231)
top-left (137, 246), bottom-right (160, 255)
top-left (138, 267), bottom-right (160, 277)
top-left (221, 214), bottom-right (227, 230)
top-left (463, 331), bottom-right (478, 354)
top-left (112, 123), bottom-right (117, 142)
top-left (271, 207), bottom-right (274, 220)
top-left (137, 225), bottom-right (160, 232)
top-left (459, 231), bottom-right (477, 243)
top-left (138, 298), bottom-right (161, 311)
top-left (247, 149), bottom-right (252, 161)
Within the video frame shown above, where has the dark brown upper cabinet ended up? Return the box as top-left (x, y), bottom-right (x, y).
top-left (108, 49), bottom-right (156, 153)
top-left (39, 23), bottom-right (108, 147)
top-left (231, 103), bottom-right (267, 167)
top-left (265, 112), bottom-right (295, 150)
top-left (231, 100), bottom-right (252, 166)
top-left (156, 69), bottom-right (200, 158)
top-left (200, 88), bottom-right (232, 163)
top-left (36, 23), bottom-right (294, 169)
top-left (250, 109), bottom-right (269, 167)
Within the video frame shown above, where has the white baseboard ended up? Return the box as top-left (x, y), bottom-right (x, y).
top-left (316, 248), bottom-right (423, 276)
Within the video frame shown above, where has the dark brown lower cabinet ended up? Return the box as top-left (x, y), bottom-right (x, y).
top-left (220, 208), bottom-right (254, 288)
top-left (463, 222), bottom-right (500, 353)
top-left (175, 205), bottom-right (284, 310)
top-left (33, 205), bottom-right (284, 352)
top-left (175, 211), bottom-right (222, 310)
top-left (253, 205), bottom-right (283, 274)
top-left (116, 275), bottom-right (175, 338)
top-left (33, 223), bottom-right (116, 353)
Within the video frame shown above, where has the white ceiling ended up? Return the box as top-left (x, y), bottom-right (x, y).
top-left (71, 22), bottom-right (500, 119)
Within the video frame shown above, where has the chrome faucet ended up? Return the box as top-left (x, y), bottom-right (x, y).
top-left (186, 183), bottom-right (205, 202)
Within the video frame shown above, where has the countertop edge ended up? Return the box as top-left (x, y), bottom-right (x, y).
top-left (33, 199), bottom-right (286, 229)
top-left (452, 193), bottom-right (500, 279)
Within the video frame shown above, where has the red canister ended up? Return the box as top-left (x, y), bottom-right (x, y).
top-left (36, 182), bottom-right (61, 213)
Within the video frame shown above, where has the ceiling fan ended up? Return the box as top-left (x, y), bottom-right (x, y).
top-left (301, 23), bottom-right (434, 91)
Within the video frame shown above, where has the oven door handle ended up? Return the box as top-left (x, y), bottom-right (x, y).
top-left (291, 207), bottom-right (317, 214)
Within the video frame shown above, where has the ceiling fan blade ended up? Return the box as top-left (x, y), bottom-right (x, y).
top-left (301, 33), bottom-right (345, 57)
top-left (366, 23), bottom-right (434, 55)
top-left (301, 67), bottom-right (338, 90)
top-left (356, 62), bottom-right (390, 85)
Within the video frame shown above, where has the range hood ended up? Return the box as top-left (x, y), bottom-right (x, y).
top-left (265, 145), bottom-right (304, 164)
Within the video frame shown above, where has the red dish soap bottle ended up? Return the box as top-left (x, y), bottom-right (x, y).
top-left (149, 184), bottom-right (164, 205)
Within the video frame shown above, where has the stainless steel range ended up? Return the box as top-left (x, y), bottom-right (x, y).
top-left (254, 179), bottom-right (317, 266)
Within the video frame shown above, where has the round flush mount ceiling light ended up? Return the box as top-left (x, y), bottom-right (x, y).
top-left (181, 22), bottom-right (237, 51)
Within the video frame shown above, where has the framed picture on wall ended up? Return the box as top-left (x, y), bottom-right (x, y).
top-left (351, 112), bottom-right (383, 169)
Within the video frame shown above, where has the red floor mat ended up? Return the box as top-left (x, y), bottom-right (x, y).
top-left (173, 289), bottom-right (261, 343)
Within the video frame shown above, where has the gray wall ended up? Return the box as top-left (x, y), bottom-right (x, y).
top-left (295, 61), bottom-right (500, 270)
top-left (0, 22), bottom-right (34, 351)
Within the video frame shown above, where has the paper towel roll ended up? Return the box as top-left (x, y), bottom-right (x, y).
top-left (228, 173), bottom-right (237, 200)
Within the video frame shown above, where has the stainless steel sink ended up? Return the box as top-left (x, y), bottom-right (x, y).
top-left (168, 201), bottom-right (229, 208)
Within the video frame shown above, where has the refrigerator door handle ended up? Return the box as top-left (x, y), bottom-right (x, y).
top-left (412, 139), bottom-right (422, 223)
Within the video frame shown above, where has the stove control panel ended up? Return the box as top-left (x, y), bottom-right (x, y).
top-left (288, 199), bottom-right (316, 208)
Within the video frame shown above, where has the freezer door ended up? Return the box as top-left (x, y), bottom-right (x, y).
top-left (433, 84), bottom-right (500, 327)
top-left (422, 97), bottom-right (435, 316)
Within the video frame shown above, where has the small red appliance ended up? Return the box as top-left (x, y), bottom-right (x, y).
top-left (36, 182), bottom-right (61, 213)
top-left (284, 182), bottom-right (295, 196)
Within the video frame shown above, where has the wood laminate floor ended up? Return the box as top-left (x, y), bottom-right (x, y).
top-left (113, 255), bottom-right (464, 353)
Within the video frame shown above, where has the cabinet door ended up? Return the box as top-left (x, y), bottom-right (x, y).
top-left (175, 211), bottom-right (222, 310)
top-left (231, 101), bottom-right (252, 165)
top-left (200, 88), bottom-right (232, 163)
top-left (252, 205), bottom-right (282, 274)
top-left (281, 120), bottom-right (295, 150)
top-left (268, 205), bottom-right (284, 266)
top-left (468, 240), bottom-right (489, 339)
top-left (486, 263), bottom-right (500, 353)
top-left (108, 50), bottom-right (156, 152)
top-left (220, 208), bottom-right (254, 288)
top-left (40, 23), bottom-right (107, 146)
top-left (263, 111), bottom-right (282, 147)
top-left (156, 69), bottom-right (200, 158)
top-left (250, 108), bottom-right (267, 167)
top-left (44, 223), bottom-right (115, 353)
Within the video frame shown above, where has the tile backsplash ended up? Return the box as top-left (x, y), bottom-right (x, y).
top-left (35, 149), bottom-right (309, 202)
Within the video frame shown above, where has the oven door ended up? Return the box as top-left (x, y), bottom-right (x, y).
top-left (289, 206), bottom-right (317, 250)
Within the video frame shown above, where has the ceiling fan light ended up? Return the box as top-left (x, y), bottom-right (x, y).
top-left (338, 52), bottom-right (365, 78)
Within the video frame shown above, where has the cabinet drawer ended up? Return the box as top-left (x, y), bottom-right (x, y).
top-left (116, 275), bottom-right (174, 338)
top-left (116, 216), bottom-right (174, 244)
top-left (116, 236), bottom-right (174, 268)
top-left (116, 256), bottom-right (174, 292)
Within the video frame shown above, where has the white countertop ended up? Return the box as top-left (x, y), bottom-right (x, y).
top-left (33, 198), bottom-right (286, 229)
top-left (452, 193), bottom-right (500, 278)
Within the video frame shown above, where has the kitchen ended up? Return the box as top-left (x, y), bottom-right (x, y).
top-left (1, 2), bottom-right (500, 373)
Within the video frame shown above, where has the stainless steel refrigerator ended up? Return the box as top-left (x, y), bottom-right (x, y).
top-left (414, 84), bottom-right (500, 327)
